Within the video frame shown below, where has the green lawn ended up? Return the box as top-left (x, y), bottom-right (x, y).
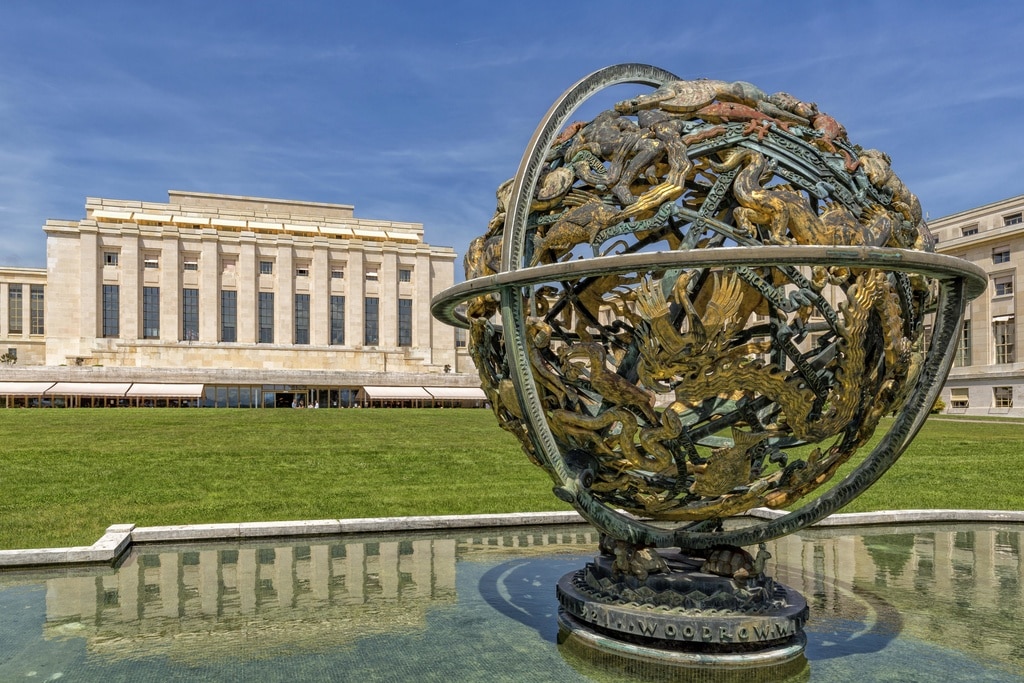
top-left (0, 409), bottom-right (1021, 550)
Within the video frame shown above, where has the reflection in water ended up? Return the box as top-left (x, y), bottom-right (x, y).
top-left (1, 524), bottom-right (1023, 681)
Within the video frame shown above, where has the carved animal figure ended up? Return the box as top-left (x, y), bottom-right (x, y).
top-left (615, 79), bottom-right (766, 115)
top-left (695, 102), bottom-right (792, 141)
top-left (531, 194), bottom-right (619, 266)
top-left (810, 112), bottom-right (859, 172)
top-left (563, 342), bottom-right (659, 425)
top-left (701, 543), bottom-right (771, 584)
top-left (611, 541), bottom-right (668, 581)
top-left (690, 428), bottom-right (771, 497)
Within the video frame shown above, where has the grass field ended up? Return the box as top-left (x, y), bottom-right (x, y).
top-left (0, 409), bottom-right (1021, 550)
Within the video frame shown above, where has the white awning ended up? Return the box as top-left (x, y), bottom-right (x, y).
top-left (0, 381), bottom-right (55, 394)
top-left (319, 225), bottom-right (354, 238)
top-left (351, 228), bottom-right (390, 241)
top-left (126, 383), bottom-right (205, 398)
top-left (993, 315), bottom-right (1015, 322)
top-left (47, 382), bottom-right (132, 397)
top-left (284, 223), bottom-right (320, 234)
top-left (362, 386), bottom-right (432, 400)
top-left (92, 209), bottom-right (133, 221)
top-left (424, 387), bottom-right (486, 400)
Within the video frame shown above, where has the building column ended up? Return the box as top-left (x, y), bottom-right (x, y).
top-left (380, 250), bottom-right (397, 348)
top-left (311, 239), bottom-right (330, 346)
top-left (348, 245), bottom-right (365, 347)
top-left (161, 236), bottom-right (181, 341)
top-left (200, 233), bottom-right (219, 342)
top-left (276, 237), bottom-right (294, 345)
top-left (120, 227), bottom-right (140, 340)
top-left (80, 228), bottom-right (99, 339)
top-left (239, 235), bottom-right (257, 344)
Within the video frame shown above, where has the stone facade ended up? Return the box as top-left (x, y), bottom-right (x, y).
top-left (930, 194), bottom-right (1024, 416)
top-left (0, 191), bottom-right (477, 393)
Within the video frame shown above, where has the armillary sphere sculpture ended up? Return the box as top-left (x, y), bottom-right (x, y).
top-left (432, 64), bottom-right (985, 673)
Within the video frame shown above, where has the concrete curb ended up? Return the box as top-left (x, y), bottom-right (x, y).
top-left (2, 508), bottom-right (1023, 569)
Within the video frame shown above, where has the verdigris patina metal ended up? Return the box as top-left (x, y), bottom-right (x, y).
top-left (432, 63), bottom-right (986, 672)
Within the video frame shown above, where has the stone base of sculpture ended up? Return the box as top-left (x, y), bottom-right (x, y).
top-left (555, 547), bottom-right (808, 677)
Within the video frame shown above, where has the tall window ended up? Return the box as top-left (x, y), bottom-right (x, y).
top-left (294, 294), bottom-right (310, 344)
top-left (259, 260), bottom-right (273, 275)
top-left (955, 319), bottom-right (972, 367)
top-left (29, 285), bottom-right (44, 335)
top-left (994, 318), bottom-right (1015, 364)
top-left (993, 274), bottom-right (1014, 297)
top-left (364, 297), bottom-right (379, 346)
top-left (994, 386), bottom-right (1013, 409)
top-left (142, 287), bottom-right (160, 339)
top-left (993, 247), bottom-right (1011, 264)
top-left (330, 296), bottom-right (345, 345)
top-left (102, 285), bottom-right (120, 337)
top-left (103, 251), bottom-right (119, 266)
top-left (221, 290), bottom-right (237, 342)
top-left (259, 292), bottom-right (274, 343)
top-left (399, 268), bottom-right (412, 283)
top-left (7, 284), bottom-right (22, 334)
top-left (398, 298), bottom-right (412, 347)
top-left (182, 288), bottom-right (199, 341)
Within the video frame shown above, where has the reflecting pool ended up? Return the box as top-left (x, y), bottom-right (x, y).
top-left (1, 523), bottom-right (1022, 681)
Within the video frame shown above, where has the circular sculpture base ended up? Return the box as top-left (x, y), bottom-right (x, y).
top-left (555, 550), bottom-right (808, 678)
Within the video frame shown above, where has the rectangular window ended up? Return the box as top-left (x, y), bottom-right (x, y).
top-left (7, 284), bottom-right (22, 334)
top-left (221, 290), bottom-right (237, 342)
top-left (259, 292), bottom-right (274, 343)
top-left (1004, 213), bottom-right (1023, 226)
top-left (183, 258), bottom-right (199, 271)
top-left (364, 297), bottom-right (379, 345)
top-left (330, 295), bottom-right (345, 345)
top-left (222, 259), bottom-right (236, 274)
top-left (142, 286), bottom-right (160, 339)
top-left (399, 268), bottom-right (412, 283)
top-left (331, 268), bottom-right (344, 279)
top-left (993, 248), bottom-right (1011, 264)
top-left (961, 226), bottom-right (978, 237)
top-left (104, 251), bottom-right (119, 266)
top-left (994, 317), bottom-right (1015, 364)
top-left (144, 256), bottom-right (159, 269)
top-left (398, 298), bottom-right (412, 347)
top-left (455, 328), bottom-right (467, 348)
top-left (950, 388), bottom-right (969, 409)
top-left (994, 386), bottom-right (1013, 408)
top-left (955, 319), bottom-right (972, 367)
top-left (29, 285), bottom-right (44, 335)
top-left (259, 260), bottom-right (274, 275)
top-left (295, 265), bottom-right (310, 278)
top-left (365, 269), bottom-right (378, 281)
top-left (294, 293), bottom-right (310, 345)
top-left (182, 288), bottom-right (199, 341)
top-left (994, 274), bottom-right (1014, 297)
top-left (102, 284), bottom-right (119, 337)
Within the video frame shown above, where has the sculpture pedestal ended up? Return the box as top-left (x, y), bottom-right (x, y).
top-left (556, 550), bottom-right (808, 680)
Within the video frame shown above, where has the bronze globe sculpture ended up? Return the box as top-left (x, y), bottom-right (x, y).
top-left (432, 64), bottom-right (985, 672)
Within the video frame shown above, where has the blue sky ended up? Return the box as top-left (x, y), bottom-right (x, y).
top-left (1, 1), bottom-right (1022, 273)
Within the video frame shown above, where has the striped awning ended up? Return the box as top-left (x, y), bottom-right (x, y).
top-left (47, 382), bottom-right (132, 397)
top-left (0, 381), bottom-right (55, 394)
top-left (424, 387), bottom-right (486, 400)
top-left (362, 386), bottom-right (432, 400)
top-left (126, 383), bottom-right (205, 398)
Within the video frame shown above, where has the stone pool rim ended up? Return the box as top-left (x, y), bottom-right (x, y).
top-left (3, 508), bottom-right (1024, 569)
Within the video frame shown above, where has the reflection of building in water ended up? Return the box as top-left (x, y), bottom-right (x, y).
top-left (767, 525), bottom-right (1024, 669)
top-left (41, 527), bottom-right (601, 662)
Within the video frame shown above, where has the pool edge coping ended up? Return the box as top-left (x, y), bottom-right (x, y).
top-left (4, 508), bottom-right (1024, 569)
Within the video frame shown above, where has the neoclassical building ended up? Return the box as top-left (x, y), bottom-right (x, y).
top-left (0, 191), bottom-right (479, 407)
top-left (929, 193), bottom-right (1024, 417)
